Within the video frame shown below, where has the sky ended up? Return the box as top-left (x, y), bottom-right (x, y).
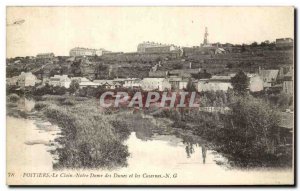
top-left (6, 7), bottom-right (294, 58)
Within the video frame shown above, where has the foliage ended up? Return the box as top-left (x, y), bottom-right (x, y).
top-left (7, 93), bottom-right (20, 102)
top-left (222, 95), bottom-right (282, 165)
top-left (69, 80), bottom-right (80, 94)
top-left (230, 70), bottom-right (249, 95)
top-left (43, 102), bottom-right (130, 169)
top-left (186, 79), bottom-right (197, 92)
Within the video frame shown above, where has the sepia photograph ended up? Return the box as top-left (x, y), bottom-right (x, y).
top-left (6, 6), bottom-right (295, 185)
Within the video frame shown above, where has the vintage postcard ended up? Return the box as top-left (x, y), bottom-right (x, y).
top-left (6, 7), bottom-right (294, 185)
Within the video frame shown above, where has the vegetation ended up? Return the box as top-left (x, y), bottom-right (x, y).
top-left (153, 94), bottom-right (292, 167)
top-left (34, 96), bottom-right (130, 169)
top-left (230, 70), bottom-right (249, 95)
top-left (7, 93), bottom-right (20, 102)
top-left (69, 80), bottom-right (80, 94)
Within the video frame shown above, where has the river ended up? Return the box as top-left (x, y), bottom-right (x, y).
top-left (6, 98), bottom-right (294, 185)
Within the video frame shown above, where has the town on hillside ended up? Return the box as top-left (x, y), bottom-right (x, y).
top-left (7, 28), bottom-right (293, 97)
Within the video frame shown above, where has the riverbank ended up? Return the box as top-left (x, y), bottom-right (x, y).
top-left (7, 93), bottom-right (293, 169)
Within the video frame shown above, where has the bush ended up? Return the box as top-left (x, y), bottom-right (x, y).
top-left (34, 102), bottom-right (49, 111)
top-left (8, 93), bottom-right (20, 102)
top-left (43, 105), bottom-right (129, 169)
top-left (222, 95), bottom-right (282, 165)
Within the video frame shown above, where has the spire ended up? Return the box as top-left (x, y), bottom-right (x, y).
top-left (203, 27), bottom-right (209, 46)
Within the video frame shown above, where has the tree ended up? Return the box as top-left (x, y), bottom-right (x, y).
top-left (225, 95), bottom-right (281, 159)
top-left (251, 42), bottom-right (258, 47)
top-left (260, 40), bottom-right (270, 47)
top-left (186, 78), bottom-right (197, 92)
top-left (230, 70), bottom-right (249, 95)
top-left (69, 80), bottom-right (80, 94)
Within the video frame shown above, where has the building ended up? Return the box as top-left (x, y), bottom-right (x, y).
top-left (49, 75), bottom-right (71, 88)
top-left (137, 42), bottom-right (179, 53)
top-left (36, 53), bottom-right (55, 59)
top-left (276, 38), bottom-right (293, 48)
top-left (168, 77), bottom-right (189, 90)
top-left (282, 71), bottom-right (293, 95)
top-left (197, 76), bottom-right (232, 92)
top-left (93, 80), bottom-right (122, 89)
top-left (123, 78), bottom-right (142, 89)
top-left (71, 77), bottom-right (98, 89)
top-left (168, 77), bottom-right (182, 90)
top-left (215, 48), bottom-right (226, 55)
top-left (259, 68), bottom-right (279, 88)
top-left (141, 78), bottom-right (171, 91)
top-left (6, 76), bottom-right (19, 86)
top-left (69, 47), bottom-right (111, 57)
top-left (17, 72), bottom-right (38, 88)
top-left (248, 74), bottom-right (264, 92)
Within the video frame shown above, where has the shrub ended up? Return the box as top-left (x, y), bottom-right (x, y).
top-left (34, 102), bottom-right (49, 111)
top-left (8, 93), bottom-right (20, 102)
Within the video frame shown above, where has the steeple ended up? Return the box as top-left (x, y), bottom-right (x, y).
top-left (203, 27), bottom-right (209, 46)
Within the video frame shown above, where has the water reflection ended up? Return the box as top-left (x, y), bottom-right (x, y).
top-left (17, 97), bottom-right (35, 112)
top-left (129, 117), bottom-right (227, 169)
top-left (202, 145), bottom-right (207, 164)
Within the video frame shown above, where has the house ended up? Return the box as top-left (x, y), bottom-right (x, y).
top-left (168, 77), bottom-right (189, 90)
top-left (93, 80), bottom-right (121, 89)
top-left (197, 75), bottom-right (232, 92)
top-left (248, 74), bottom-right (264, 92)
top-left (169, 69), bottom-right (201, 78)
top-left (17, 72), bottom-right (38, 88)
top-left (282, 71), bottom-right (293, 95)
top-left (113, 78), bottom-right (127, 85)
top-left (6, 76), bottom-right (19, 86)
top-left (215, 48), bottom-right (226, 55)
top-left (168, 77), bottom-right (182, 90)
top-left (141, 78), bottom-right (171, 91)
top-left (49, 75), bottom-right (71, 88)
top-left (258, 68), bottom-right (279, 88)
top-left (93, 80), bottom-right (109, 86)
top-left (79, 81), bottom-right (98, 88)
top-left (123, 78), bottom-right (142, 89)
top-left (71, 77), bottom-right (99, 88)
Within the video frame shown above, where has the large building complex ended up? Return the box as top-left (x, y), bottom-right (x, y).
top-left (69, 47), bottom-right (111, 57)
top-left (276, 38), bottom-right (293, 48)
top-left (137, 42), bottom-right (180, 53)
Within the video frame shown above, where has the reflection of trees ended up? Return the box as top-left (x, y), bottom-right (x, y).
top-left (184, 142), bottom-right (195, 158)
top-left (202, 145), bottom-right (207, 164)
top-left (133, 118), bottom-right (154, 141)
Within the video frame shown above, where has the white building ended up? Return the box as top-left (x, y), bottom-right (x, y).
top-left (69, 47), bottom-right (110, 57)
top-left (17, 72), bottom-right (38, 88)
top-left (93, 80), bottom-right (121, 89)
top-left (123, 78), bottom-right (142, 89)
top-left (137, 42), bottom-right (179, 53)
top-left (248, 74), bottom-right (264, 92)
top-left (49, 75), bottom-right (71, 88)
top-left (70, 77), bottom-right (98, 89)
top-left (197, 76), bottom-right (232, 92)
top-left (259, 68), bottom-right (279, 88)
top-left (282, 71), bottom-right (293, 95)
top-left (168, 77), bottom-right (189, 90)
top-left (141, 78), bottom-right (171, 91)
top-left (7, 76), bottom-right (19, 86)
